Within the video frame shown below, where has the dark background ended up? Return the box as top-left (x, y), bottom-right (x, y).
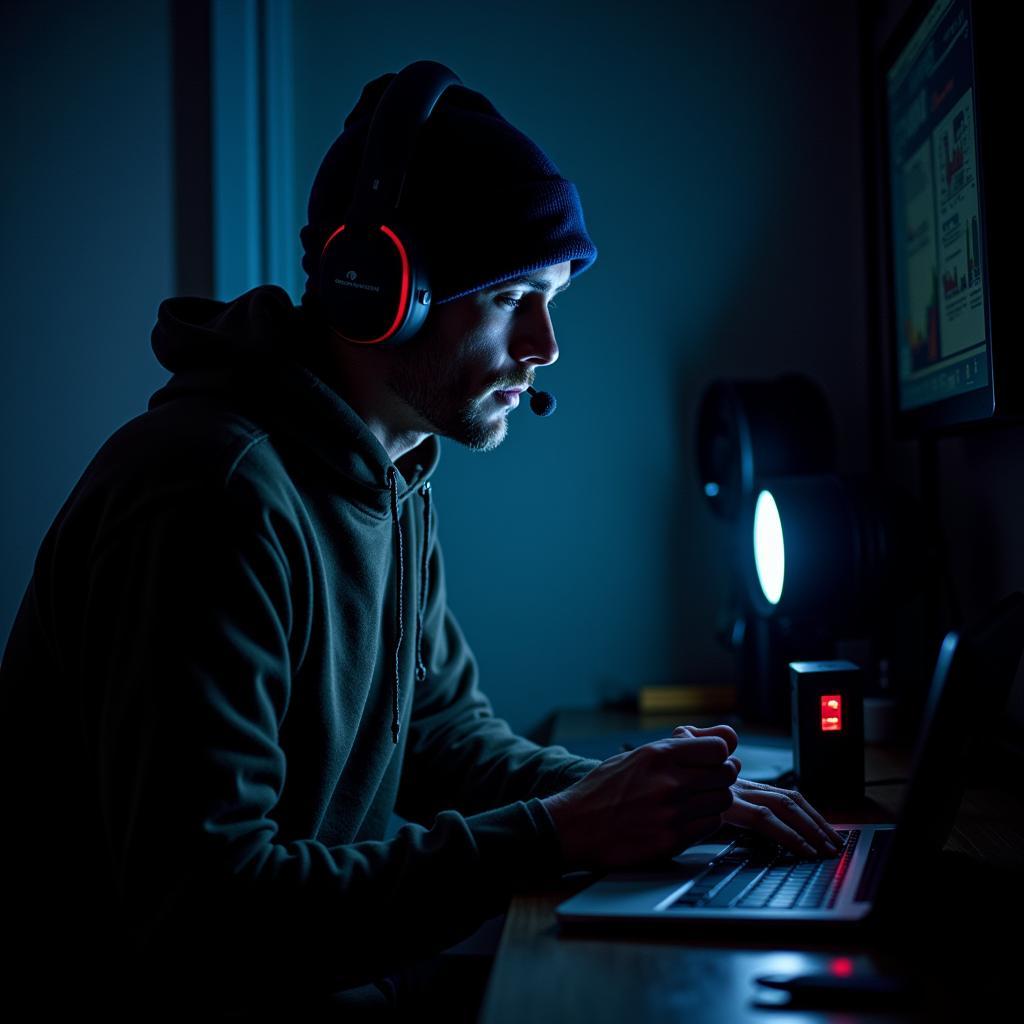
top-left (2, 0), bottom-right (1020, 743)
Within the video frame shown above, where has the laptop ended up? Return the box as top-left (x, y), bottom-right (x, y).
top-left (556, 592), bottom-right (1024, 932)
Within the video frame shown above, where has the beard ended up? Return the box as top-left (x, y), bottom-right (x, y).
top-left (383, 323), bottom-right (510, 453)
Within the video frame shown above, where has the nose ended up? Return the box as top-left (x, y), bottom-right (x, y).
top-left (509, 296), bottom-right (559, 368)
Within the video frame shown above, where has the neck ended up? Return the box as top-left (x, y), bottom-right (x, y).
top-left (303, 326), bottom-right (432, 464)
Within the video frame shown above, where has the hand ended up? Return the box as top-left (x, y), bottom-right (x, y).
top-left (673, 725), bottom-right (844, 858)
top-left (541, 730), bottom-right (738, 871)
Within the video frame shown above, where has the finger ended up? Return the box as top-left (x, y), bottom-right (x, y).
top-left (787, 789), bottom-right (844, 847)
top-left (723, 794), bottom-right (822, 857)
top-left (673, 724), bottom-right (738, 755)
top-left (672, 726), bottom-right (698, 744)
top-left (730, 784), bottom-right (840, 856)
top-left (661, 735), bottom-right (731, 766)
top-left (674, 761), bottom-right (740, 793)
top-left (787, 791), bottom-right (844, 851)
top-left (735, 779), bottom-right (843, 850)
top-left (676, 786), bottom-right (734, 822)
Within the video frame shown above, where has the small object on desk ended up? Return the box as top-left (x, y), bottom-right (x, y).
top-left (754, 970), bottom-right (917, 1009)
top-left (790, 659), bottom-right (864, 804)
top-left (637, 683), bottom-right (737, 714)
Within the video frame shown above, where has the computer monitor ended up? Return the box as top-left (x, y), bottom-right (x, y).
top-left (879, 0), bottom-right (1014, 434)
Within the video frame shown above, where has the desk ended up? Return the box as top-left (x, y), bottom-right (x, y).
top-left (479, 712), bottom-right (1024, 1023)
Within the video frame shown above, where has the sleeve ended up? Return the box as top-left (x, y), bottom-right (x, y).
top-left (84, 469), bottom-right (579, 1006)
top-left (395, 518), bottom-right (602, 827)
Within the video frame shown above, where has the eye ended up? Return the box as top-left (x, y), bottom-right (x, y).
top-left (497, 295), bottom-right (559, 312)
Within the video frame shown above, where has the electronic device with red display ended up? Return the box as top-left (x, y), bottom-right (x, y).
top-left (790, 660), bottom-right (865, 805)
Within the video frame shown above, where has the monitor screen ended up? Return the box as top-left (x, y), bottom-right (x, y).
top-left (882, 0), bottom-right (994, 431)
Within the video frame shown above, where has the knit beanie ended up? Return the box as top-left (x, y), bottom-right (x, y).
top-left (298, 70), bottom-right (598, 318)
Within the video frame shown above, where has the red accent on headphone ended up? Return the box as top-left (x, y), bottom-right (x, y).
top-left (321, 223), bottom-right (411, 345)
top-left (322, 223), bottom-right (346, 255)
top-left (378, 224), bottom-right (410, 342)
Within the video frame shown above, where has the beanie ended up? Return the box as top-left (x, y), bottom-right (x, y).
top-left (298, 70), bottom-right (598, 318)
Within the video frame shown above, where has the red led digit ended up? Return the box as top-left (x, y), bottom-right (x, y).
top-left (821, 694), bottom-right (842, 732)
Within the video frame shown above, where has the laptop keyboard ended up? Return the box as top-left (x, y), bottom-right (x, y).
top-left (668, 830), bottom-right (859, 911)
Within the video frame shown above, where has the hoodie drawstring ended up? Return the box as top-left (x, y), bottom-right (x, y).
top-left (385, 469), bottom-right (432, 745)
top-left (415, 481), bottom-right (432, 684)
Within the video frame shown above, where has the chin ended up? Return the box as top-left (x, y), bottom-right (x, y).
top-left (450, 414), bottom-right (508, 453)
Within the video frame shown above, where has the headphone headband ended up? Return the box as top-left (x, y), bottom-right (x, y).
top-left (348, 61), bottom-right (461, 222)
top-left (319, 60), bottom-right (463, 347)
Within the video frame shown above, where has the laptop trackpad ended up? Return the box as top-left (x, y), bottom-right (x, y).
top-left (672, 842), bottom-right (733, 868)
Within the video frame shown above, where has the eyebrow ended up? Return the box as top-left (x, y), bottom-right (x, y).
top-left (489, 275), bottom-right (571, 296)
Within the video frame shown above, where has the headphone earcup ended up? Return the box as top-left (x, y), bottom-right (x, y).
top-left (319, 213), bottom-right (432, 347)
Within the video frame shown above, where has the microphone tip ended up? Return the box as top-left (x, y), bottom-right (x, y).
top-left (527, 386), bottom-right (557, 417)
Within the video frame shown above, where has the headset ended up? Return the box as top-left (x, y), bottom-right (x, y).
top-left (317, 60), bottom-right (462, 347)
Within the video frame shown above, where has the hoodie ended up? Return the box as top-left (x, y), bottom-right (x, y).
top-left (0, 284), bottom-right (600, 1015)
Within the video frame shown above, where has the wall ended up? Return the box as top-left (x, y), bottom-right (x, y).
top-left (291, 0), bottom-right (867, 733)
top-left (1, 1), bottom-right (174, 646)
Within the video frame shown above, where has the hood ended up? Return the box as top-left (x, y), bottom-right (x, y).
top-left (149, 284), bottom-right (439, 744)
top-left (149, 284), bottom-right (440, 513)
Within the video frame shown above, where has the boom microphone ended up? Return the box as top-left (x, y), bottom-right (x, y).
top-left (527, 386), bottom-right (556, 417)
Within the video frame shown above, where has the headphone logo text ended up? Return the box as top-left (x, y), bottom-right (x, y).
top-left (334, 270), bottom-right (381, 294)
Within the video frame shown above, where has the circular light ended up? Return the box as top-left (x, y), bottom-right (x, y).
top-left (704, 481), bottom-right (720, 498)
top-left (753, 490), bottom-right (785, 605)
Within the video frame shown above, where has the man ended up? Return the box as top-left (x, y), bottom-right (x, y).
top-left (1, 70), bottom-right (839, 1018)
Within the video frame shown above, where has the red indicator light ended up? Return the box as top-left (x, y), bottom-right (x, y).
top-left (820, 694), bottom-right (842, 732)
top-left (830, 957), bottom-right (855, 977)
